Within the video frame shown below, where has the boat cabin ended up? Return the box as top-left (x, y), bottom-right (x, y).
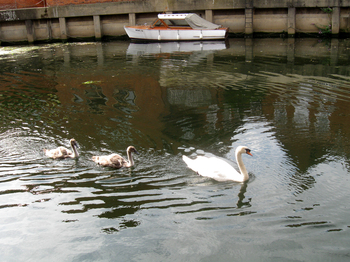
top-left (150, 13), bottom-right (222, 30)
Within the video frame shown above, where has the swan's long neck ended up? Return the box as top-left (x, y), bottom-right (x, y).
top-left (71, 143), bottom-right (79, 158)
top-left (126, 150), bottom-right (134, 167)
top-left (236, 151), bottom-right (249, 181)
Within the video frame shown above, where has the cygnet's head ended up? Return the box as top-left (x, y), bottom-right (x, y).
top-left (70, 138), bottom-right (79, 148)
top-left (127, 146), bottom-right (139, 155)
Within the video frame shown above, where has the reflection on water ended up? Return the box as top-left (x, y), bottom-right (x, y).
top-left (126, 41), bottom-right (229, 55)
top-left (0, 38), bottom-right (350, 261)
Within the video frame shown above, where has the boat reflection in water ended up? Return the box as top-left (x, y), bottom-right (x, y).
top-left (126, 41), bottom-right (229, 56)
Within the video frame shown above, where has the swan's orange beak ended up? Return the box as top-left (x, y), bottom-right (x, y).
top-left (246, 149), bottom-right (253, 156)
top-left (247, 152), bottom-right (253, 156)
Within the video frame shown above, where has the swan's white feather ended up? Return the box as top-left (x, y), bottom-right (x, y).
top-left (182, 146), bottom-right (252, 182)
top-left (182, 155), bottom-right (242, 181)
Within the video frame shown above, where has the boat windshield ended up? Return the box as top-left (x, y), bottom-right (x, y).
top-left (155, 19), bottom-right (189, 27)
top-left (152, 14), bottom-right (222, 29)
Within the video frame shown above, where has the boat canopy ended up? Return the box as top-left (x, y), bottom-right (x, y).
top-left (157, 13), bottom-right (222, 30)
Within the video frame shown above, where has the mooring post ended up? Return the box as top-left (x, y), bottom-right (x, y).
top-left (288, 7), bottom-right (296, 36)
top-left (25, 19), bottom-right (35, 44)
top-left (332, 6), bottom-right (340, 36)
top-left (46, 20), bottom-right (52, 40)
top-left (93, 15), bottom-right (102, 41)
top-left (59, 17), bottom-right (68, 41)
top-left (205, 10), bottom-right (213, 23)
top-left (245, 8), bottom-right (253, 36)
top-left (129, 13), bottom-right (136, 26)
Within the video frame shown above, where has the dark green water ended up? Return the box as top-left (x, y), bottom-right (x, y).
top-left (0, 38), bottom-right (350, 261)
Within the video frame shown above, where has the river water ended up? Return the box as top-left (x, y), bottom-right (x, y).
top-left (0, 38), bottom-right (350, 261)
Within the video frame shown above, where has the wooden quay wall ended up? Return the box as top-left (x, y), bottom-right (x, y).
top-left (0, 0), bottom-right (349, 44)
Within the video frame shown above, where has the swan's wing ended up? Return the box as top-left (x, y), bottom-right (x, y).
top-left (61, 147), bottom-right (73, 156)
top-left (109, 154), bottom-right (126, 168)
top-left (182, 155), bottom-right (207, 173)
top-left (92, 154), bottom-right (125, 168)
top-left (92, 155), bottom-right (109, 166)
top-left (183, 155), bottom-right (219, 176)
top-left (182, 155), bottom-right (241, 181)
top-left (45, 146), bottom-right (72, 159)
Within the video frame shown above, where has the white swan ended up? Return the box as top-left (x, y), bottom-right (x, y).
top-left (44, 138), bottom-right (79, 159)
top-left (182, 146), bottom-right (252, 182)
top-left (92, 146), bottom-right (139, 168)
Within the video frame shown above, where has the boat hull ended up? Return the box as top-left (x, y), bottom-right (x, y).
top-left (124, 26), bottom-right (228, 41)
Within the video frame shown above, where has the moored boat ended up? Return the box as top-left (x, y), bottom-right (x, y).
top-left (124, 13), bottom-right (228, 41)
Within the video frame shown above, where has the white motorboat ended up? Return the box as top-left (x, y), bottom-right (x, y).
top-left (124, 13), bottom-right (229, 41)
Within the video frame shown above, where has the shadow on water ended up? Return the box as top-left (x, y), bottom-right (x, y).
top-left (0, 38), bottom-right (350, 260)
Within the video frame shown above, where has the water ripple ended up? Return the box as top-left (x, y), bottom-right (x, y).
top-left (1, 40), bottom-right (350, 260)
